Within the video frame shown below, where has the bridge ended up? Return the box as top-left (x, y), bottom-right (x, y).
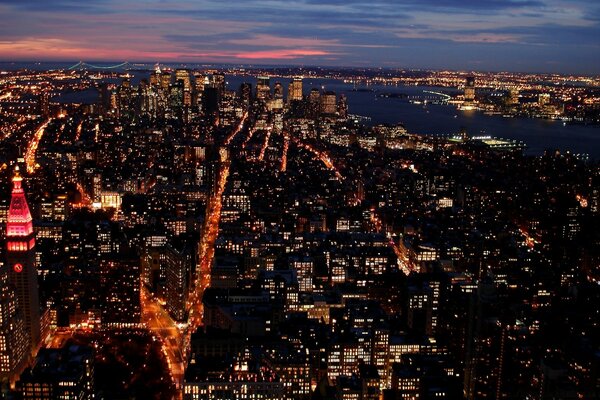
top-left (67, 61), bottom-right (132, 70)
top-left (423, 90), bottom-right (452, 100)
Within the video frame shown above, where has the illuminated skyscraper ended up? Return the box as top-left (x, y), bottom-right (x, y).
top-left (464, 76), bottom-right (476, 106)
top-left (194, 73), bottom-right (206, 107)
top-left (289, 77), bottom-right (303, 102)
top-left (338, 94), bottom-right (348, 119)
top-left (175, 69), bottom-right (192, 91)
top-left (256, 76), bottom-right (271, 100)
top-left (6, 167), bottom-right (41, 355)
top-left (0, 238), bottom-right (28, 385)
top-left (160, 71), bottom-right (172, 91)
top-left (320, 91), bottom-right (337, 115)
top-left (508, 89), bottom-right (519, 106)
top-left (165, 244), bottom-right (193, 322)
top-left (538, 93), bottom-right (550, 107)
top-left (37, 92), bottom-right (49, 118)
top-left (149, 70), bottom-right (159, 87)
top-left (212, 73), bottom-right (226, 96)
top-left (239, 82), bottom-right (252, 105)
top-left (273, 82), bottom-right (284, 99)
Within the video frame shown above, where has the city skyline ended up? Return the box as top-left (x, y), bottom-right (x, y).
top-left (0, 2), bottom-right (599, 398)
top-left (0, 0), bottom-right (599, 74)
top-left (0, 48), bottom-right (599, 398)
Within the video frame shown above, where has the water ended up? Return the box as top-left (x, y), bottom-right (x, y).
top-left (37, 68), bottom-right (598, 158)
top-left (225, 76), bottom-right (600, 158)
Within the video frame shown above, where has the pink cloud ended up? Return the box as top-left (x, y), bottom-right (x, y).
top-left (0, 38), bottom-right (191, 61)
top-left (182, 49), bottom-right (334, 60)
top-left (234, 49), bottom-right (332, 60)
top-left (228, 34), bottom-right (340, 48)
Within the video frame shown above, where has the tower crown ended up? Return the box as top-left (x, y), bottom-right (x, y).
top-left (7, 167), bottom-right (34, 240)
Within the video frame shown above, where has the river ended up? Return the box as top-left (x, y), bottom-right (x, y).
top-left (48, 71), bottom-right (599, 158)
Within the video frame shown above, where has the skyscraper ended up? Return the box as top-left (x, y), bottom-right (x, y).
top-left (212, 73), bottom-right (226, 96)
top-left (320, 91), bottom-right (337, 115)
top-left (0, 236), bottom-right (29, 385)
top-left (463, 76), bottom-right (476, 107)
top-left (160, 71), bottom-right (172, 91)
top-left (289, 77), bottom-right (303, 102)
top-left (273, 82), bottom-right (284, 99)
top-left (6, 167), bottom-right (41, 355)
top-left (256, 76), bottom-right (271, 100)
top-left (338, 94), bottom-right (348, 119)
top-left (239, 82), bottom-right (252, 105)
top-left (175, 69), bottom-right (192, 91)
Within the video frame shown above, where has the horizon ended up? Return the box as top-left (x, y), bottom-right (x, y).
top-left (1, 60), bottom-right (598, 78)
top-left (0, 1), bottom-right (599, 75)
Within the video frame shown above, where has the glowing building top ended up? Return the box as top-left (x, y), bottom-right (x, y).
top-left (7, 166), bottom-right (34, 241)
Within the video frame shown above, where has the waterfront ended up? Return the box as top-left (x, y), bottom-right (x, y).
top-left (49, 70), bottom-right (600, 158)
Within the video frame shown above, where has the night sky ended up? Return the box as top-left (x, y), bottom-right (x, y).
top-left (0, 0), bottom-right (599, 74)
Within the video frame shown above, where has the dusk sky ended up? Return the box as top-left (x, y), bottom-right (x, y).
top-left (0, 0), bottom-right (599, 74)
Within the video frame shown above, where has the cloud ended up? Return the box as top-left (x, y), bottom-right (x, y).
top-left (395, 30), bottom-right (523, 43)
top-left (0, 0), bottom-right (598, 73)
top-left (300, 0), bottom-right (543, 10)
top-left (235, 49), bottom-right (333, 59)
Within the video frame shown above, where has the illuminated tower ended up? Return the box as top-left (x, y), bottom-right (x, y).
top-left (273, 82), bottom-right (284, 99)
top-left (320, 91), bottom-right (337, 115)
top-left (337, 94), bottom-right (348, 119)
top-left (160, 71), bottom-right (172, 91)
top-left (239, 82), bottom-right (252, 105)
top-left (289, 77), bottom-right (303, 102)
top-left (6, 167), bottom-right (41, 354)
top-left (0, 242), bottom-right (28, 385)
top-left (175, 69), bottom-right (191, 91)
top-left (256, 76), bottom-right (271, 100)
top-left (212, 73), bottom-right (226, 96)
top-left (464, 76), bottom-right (476, 106)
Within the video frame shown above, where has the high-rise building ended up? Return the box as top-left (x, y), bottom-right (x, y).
top-left (175, 69), bottom-right (192, 91)
top-left (170, 80), bottom-right (184, 112)
top-left (160, 71), bottom-right (172, 91)
top-left (193, 73), bottom-right (205, 107)
top-left (37, 92), bottom-right (49, 118)
top-left (273, 82), bottom-right (284, 99)
top-left (464, 76), bottom-right (476, 105)
top-left (538, 93), bottom-right (551, 107)
top-left (289, 78), bottom-right (303, 102)
top-left (338, 94), bottom-right (348, 119)
top-left (99, 257), bottom-right (141, 327)
top-left (508, 89), bottom-right (519, 106)
top-left (256, 76), bottom-right (271, 100)
top-left (212, 73), bottom-right (226, 96)
top-left (165, 244), bottom-right (194, 322)
top-left (0, 247), bottom-right (29, 385)
top-left (308, 88), bottom-right (321, 119)
top-left (239, 82), bottom-right (252, 105)
top-left (149, 70), bottom-right (159, 87)
top-left (203, 87), bottom-right (220, 116)
top-left (320, 91), bottom-right (337, 115)
top-left (6, 167), bottom-right (41, 355)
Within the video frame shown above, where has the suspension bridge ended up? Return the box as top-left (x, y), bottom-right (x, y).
top-left (67, 61), bottom-right (132, 70)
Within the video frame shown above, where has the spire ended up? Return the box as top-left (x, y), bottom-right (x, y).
top-left (7, 166), bottom-right (33, 238)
